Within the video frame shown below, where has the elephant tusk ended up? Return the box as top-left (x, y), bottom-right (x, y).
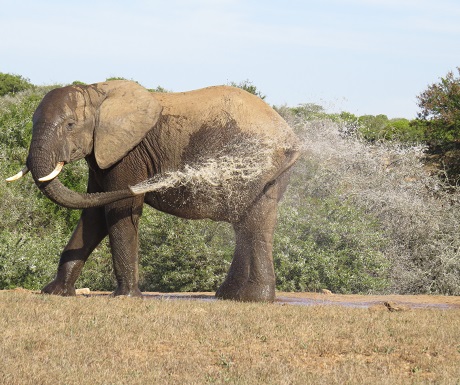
top-left (38, 162), bottom-right (65, 182)
top-left (6, 166), bottom-right (29, 182)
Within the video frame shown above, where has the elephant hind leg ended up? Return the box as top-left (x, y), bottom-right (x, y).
top-left (216, 171), bottom-right (290, 302)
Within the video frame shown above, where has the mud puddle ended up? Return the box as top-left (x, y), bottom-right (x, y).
top-left (82, 291), bottom-right (460, 310)
top-left (10, 289), bottom-right (459, 309)
top-left (276, 296), bottom-right (454, 309)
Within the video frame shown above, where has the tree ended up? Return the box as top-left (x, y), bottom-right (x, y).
top-left (105, 76), bottom-right (130, 81)
top-left (290, 103), bottom-right (328, 120)
top-left (416, 67), bottom-right (460, 142)
top-left (0, 73), bottom-right (33, 96)
top-left (357, 114), bottom-right (389, 141)
top-left (228, 80), bottom-right (266, 100)
top-left (148, 85), bottom-right (170, 93)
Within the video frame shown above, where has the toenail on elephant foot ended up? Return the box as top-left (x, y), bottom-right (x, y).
top-left (216, 281), bottom-right (275, 303)
top-left (41, 280), bottom-right (76, 296)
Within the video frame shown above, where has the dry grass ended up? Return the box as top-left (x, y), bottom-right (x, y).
top-left (1, 291), bottom-right (460, 384)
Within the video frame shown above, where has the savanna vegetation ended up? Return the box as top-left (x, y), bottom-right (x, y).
top-left (1, 290), bottom-right (460, 384)
top-left (1, 71), bottom-right (459, 295)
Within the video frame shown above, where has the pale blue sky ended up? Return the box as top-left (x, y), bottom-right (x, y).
top-left (1, 0), bottom-right (459, 118)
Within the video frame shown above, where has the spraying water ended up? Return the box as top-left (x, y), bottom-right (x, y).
top-left (131, 154), bottom-right (270, 194)
top-left (130, 137), bottom-right (278, 214)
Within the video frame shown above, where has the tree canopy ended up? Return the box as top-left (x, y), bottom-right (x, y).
top-left (228, 79), bottom-right (266, 100)
top-left (0, 73), bottom-right (33, 96)
top-left (416, 67), bottom-right (460, 142)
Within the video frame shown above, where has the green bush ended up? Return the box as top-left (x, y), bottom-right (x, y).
top-left (417, 67), bottom-right (460, 143)
top-left (289, 103), bottom-right (330, 121)
top-left (105, 78), bottom-right (170, 94)
top-left (148, 86), bottom-right (170, 93)
top-left (0, 233), bottom-right (60, 289)
top-left (356, 115), bottom-right (425, 143)
top-left (75, 240), bottom-right (114, 291)
top-left (0, 73), bottom-right (33, 96)
top-left (228, 80), bottom-right (266, 100)
top-left (274, 157), bottom-right (390, 294)
top-left (0, 86), bottom-right (87, 289)
top-left (0, 91), bottom-right (42, 160)
top-left (105, 76), bottom-right (132, 82)
top-left (0, 86), bottom-right (61, 159)
top-left (138, 211), bottom-right (233, 292)
top-left (0, 174), bottom-right (78, 290)
top-left (1, 75), bottom-right (459, 295)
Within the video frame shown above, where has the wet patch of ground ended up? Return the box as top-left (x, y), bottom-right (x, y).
top-left (276, 292), bottom-right (460, 310)
top-left (78, 290), bottom-right (460, 310)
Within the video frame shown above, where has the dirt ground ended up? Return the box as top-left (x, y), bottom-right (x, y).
top-left (60, 289), bottom-right (460, 310)
top-left (9, 287), bottom-right (460, 309)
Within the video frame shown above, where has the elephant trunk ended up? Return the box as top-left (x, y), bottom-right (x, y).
top-left (26, 150), bottom-right (136, 210)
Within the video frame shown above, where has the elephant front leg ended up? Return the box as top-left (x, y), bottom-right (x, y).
top-left (105, 197), bottom-right (144, 297)
top-left (42, 206), bottom-right (107, 296)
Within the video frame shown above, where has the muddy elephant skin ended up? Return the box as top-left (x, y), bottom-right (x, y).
top-left (8, 80), bottom-right (300, 302)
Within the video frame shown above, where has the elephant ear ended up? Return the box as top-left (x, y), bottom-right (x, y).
top-left (94, 81), bottom-right (162, 169)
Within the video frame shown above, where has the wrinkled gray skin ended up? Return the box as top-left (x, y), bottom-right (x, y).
top-left (19, 80), bottom-right (300, 302)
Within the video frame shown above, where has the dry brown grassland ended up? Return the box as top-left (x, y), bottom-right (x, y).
top-left (1, 290), bottom-right (460, 385)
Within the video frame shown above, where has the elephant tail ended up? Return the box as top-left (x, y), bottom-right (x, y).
top-left (273, 148), bottom-right (301, 181)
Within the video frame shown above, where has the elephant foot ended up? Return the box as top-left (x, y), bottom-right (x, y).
top-left (41, 280), bottom-right (76, 296)
top-left (216, 280), bottom-right (275, 303)
top-left (111, 286), bottom-right (143, 298)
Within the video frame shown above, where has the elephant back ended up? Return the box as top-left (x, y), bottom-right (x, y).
top-left (152, 85), bottom-right (300, 155)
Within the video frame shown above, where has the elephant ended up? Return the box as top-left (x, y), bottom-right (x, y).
top-left (7, 80), bottom-right (300, 302)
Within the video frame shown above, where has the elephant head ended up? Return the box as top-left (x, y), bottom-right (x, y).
top-left (7, 80), bottom-right (162, 208)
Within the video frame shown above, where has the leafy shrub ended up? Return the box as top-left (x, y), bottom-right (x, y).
top-left (0, 171), bottom-right (80, 289)
top-left (75, 240), bottom-right (114, 291)
top-left (105, 76), bottom-right (132, 82)
top-left (417, 67), bottom-right (460, 143)
top-left (2, 78), bottom-right (460, 295)
top-left (0, 87), bottom-right (89, 289)
top-left (357, 114), bottom-right (391, 141)
top-left (138, 212), bottom-right (233, 292)
top-left (0, 90), bottom-right (42, 160)
top-left (358, 115), bottom-right (425, 143)
top-left (277, 104), bottom-right (425, 144)
top-left (275, 197), bottom-right (388, 293)
top-left (148, 86), bottom-right (170, 93)
top-left (279, 108), bottom-right (460, 295)
top-left (287, 103), bottom-right (330, 121)
top-left (0, 233), bottom-right (61, 289)
top-left (228, 80), bottom-right (266, 100)
top-left (106, 78), bottom-right (170, 94)
top-left (0, 73), bottom-right (33, 96)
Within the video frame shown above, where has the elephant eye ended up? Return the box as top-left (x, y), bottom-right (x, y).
top-left (66, 122), bottom-right (75, 131)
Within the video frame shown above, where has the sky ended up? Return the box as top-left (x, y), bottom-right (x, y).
top-left (1, 0), bottom-right (460, 118)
